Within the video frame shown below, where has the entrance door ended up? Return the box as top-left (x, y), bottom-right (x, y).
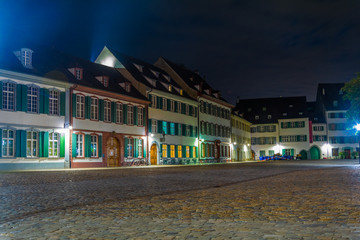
top-left (344, 149), bottom-right (351, 159)
top-left (214, 140), bottom-right (220, 159)
top-left (150, 144), bottom-right (157, 165)
top-left (107, 137), bottom-right (120, 167)
top-left (310, 146), bottom-right (320, 160)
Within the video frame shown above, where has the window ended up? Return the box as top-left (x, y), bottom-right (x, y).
top-left (127, 138), bottom-right (134, 158)
top-left (260, 150), bottom-right (266, 157)
top-left (151, 95), bottom-right (156, 108)
top-left (332, 148), bottom-right (339, 156)
top-left (178, 124), bottom-right (182, 136)
top-left (268, 115), bottom-right (272, 119)
top-left (90, 97), bottom-right (99, 120)
top-left (162, 121), bottom-right (167, 134)
top-left (170, 100), bottom-right (175, 112)
top-left (284, 149), bottom-right (292, 156)
top-left (104, 100), bottom-right (111, 122)
top-left (27, 131), bottom-right (38, 157)
top-left (2, 129), bottom-right (14, 157)
top-left (138, 139), bottom-right (143, 158)
top-left (76, 95), bottom-right (85, 118)
top-left (163, 98), bottom-right (167, 111)
top-left (255, 115), bottom-right (259, 120)
top-left (21, 48), bottom-right (33, 68)
top-left (298, 121), bottom-right (305, 128)
top-left (2, 82), bottom-right (16, 111)
top-left (152, 120), bottom-right (157, 133)
top-left (170, 123), bottom-right (175, 135)
top-left (313, 126), bottom-right (324, 131)
top-left (90, 135), bottom-right (98, 157)
top-left (178, 145), bottom-right (182, 158)
top-left (127, 105), bottom-right (134, 125)
top-left (138, 107), bottom-right (143, 126)
top-left (262, 107), bottom-right (266, 111)
top-left (49, 132), bottom-right (59, 157)
top-left (193, 126), bottom-right (197, 137)
top-left (177, 102), bottom-right (182, 113)
top-left (75, 68), bottom-right (83, 80)
top-left (49, 90), bottom-right (60, 115)
top-left (116, 103), bottom-right (123, 124)
top-left (186, 104), bottom-right (189, 115)
top-left (125, 83), bottom-right (131, 92)
top-left (76, 133), bottom-right (84, 157)
top-left (162, 144), bottom-right (167, 158)
top-left (170, 145), bottom-right (175, 158)
top-left (193, 147), bottom-right (196, 158)
top-left (27, 86), bottom-right (39, 113)
top-left (186, 125), bottom-right (190, 136)
top-left (333, 100), bottom-right (338, 107)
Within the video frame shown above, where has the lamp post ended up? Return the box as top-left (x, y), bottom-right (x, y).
top-left (353, 124), bottom-right (360, 164)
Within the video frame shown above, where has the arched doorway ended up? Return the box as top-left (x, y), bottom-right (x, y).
top-left (299, 150), bottom-right (308, 160)
top-left (150, 144), bottom-right (157, 165)
top-left (107, 137), bottom-right (120, 167)
top-left (310, 146), bottom-right (320, 160)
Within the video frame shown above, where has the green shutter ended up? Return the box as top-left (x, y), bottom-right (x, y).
top-left (148, 119), bottom-right (152, 133)
top-left (157, 96), bottom-right (161, 109)
top-left (0, 82), bottom-right (2, 109)
top-left (98, 135), bottom-right (102, 157)
top-left (282, 149), bottom-right (286, 155)
top-left (190, 126), bottom-right (193, 137)
top-left (72, 94), bottom-right (77, 117)
top-left (85, 135), bottom-right (90, 157)
top-left (287, 122), bottom-right (291, 128)
top-left (174, 123), bottom-right (179, 135)
top-left (21, 85), bottom-right (27, 112)
top-left (175, 145), bottom-right (178, 158)
top-left (167, 122), bottom-right (171, 134)
top-left (167, 99), bottom-right (171, 111)
top-left (143, 139), bottom-right (146, 158)
top-left (60, 133), bottom-right (65, 157)
top-left (159, 97), bottom-right (163, 109)
top-left (85, 96), bottom-right (90, 119)
top-left (99, 99), bottom-right (104, 121)
top-left (21, 130), bottom-right (26, 157)
top-left (174, 101), bottom-right (178, 112)
top-left (279, 136), bottom-right (282, 142)
top-left (134, 139), bottom-right (138, 158)
top-left (111, 102), bottom-right (116, 123)
top-left (43, 89), bottom-right (49, 114)
top-left (0, 129), bottom-right (2, 157)
top-left (16, 84), bottom-right (22, 111)
top-left (60, 92), bottom-right (66, 116)
top-left (16, 130), bottom-right (24, 157)
top-left (290, 149), bottom-right (294, 156)
top-left (189, 106), bottom-right (193, 116)
top-left (182, 124), bottom-right (186, 136)
top-left (167, 145), bottom-right (171, 158)
top-left (44, 132), bottom-right (49, 157)
top-left (72, 133), bottom-right (77, 158)
top-left (148, 94), bottom-right (152, 107)
top-left (182, 103), bottom-right (185, 114)
top-left (304, 135), bottom-right (307, 141)
top-left (124, 137), bottom-right (128, 157)
top-left (182, 145), bottom-right (186, 158)
top-left (281, 122), bottom-right (284, 128)
top-left (297, 135), bottom-right (300, 142)
top-left (123, 104), bottom-right (127, 124)
top-left (157, 120), bottom-right (162, 134)
top-left (134, 106), bottom-right (138, 126)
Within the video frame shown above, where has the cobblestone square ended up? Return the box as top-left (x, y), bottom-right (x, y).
top-left (1, 160), bottom-right (360, 239)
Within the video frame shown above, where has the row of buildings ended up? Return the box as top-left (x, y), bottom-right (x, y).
top-left (0, 44), bottom-right (356, 170)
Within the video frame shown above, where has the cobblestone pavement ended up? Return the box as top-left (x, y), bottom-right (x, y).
top-left (1, 160), bottom-right (360, 239)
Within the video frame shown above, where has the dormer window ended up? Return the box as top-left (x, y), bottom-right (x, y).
top-left (180, 89), bottom-right (183, 96)
top-left (289, 105), bottom-right (293, 108)
top-left (299, 112), bottom-right (303, 115)
top-left (96, 76), bottom-right (109, 87)
top-left (125, 82), bottom-right (131, 92)
top-left (322, 88), bottom-right (325, 95)
top-left (283, 112), bottom-right (287, 116)
top-left (151, 70), bottom-right (159, 78)
top-left (333, 100), bottom-right (338, 107)
top-left (262, 107), bottom-right (266, 111)
top-left (13, 48), bottom-right (33, 69)
top-left (75, 68), bottom-right (83, 80)
top-left (189, 77), bottom-right (193, 81)
top-left (168, 85), bottom-right (172, 92)
top-left (248, 108), bottom-right (252, 112)
top-left (268, 115), bottom-right (272, 119)
top-left (339, 89), bottom-right (343, 95)
top-left (133, 63), bottom-right (143, 72)
top-left (255, 115), bottom-right (259, 120)
top-left (213, 92), bottom-right (220, 99)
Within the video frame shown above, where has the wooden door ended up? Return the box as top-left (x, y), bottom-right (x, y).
top-left (107, 137), bottom-right (120, 167)
top-left (150, 144), bottom-right (157, 165)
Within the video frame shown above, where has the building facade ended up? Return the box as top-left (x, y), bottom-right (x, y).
top-left (231, 112), bottom-right (251, 161)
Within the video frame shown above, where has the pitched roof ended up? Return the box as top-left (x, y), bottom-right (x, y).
top-left (306, 101), bottom-right (326, 123)
top-left (316, 83), bottom-right (349, 111)
top-left (158, 57), bottom-right (229, 103)
top-left (105, 47), bottom-right (191, 99)
top-left (0, 44), bottom-right (147, 101)
top-left (235, 96), bottom-right (308, 124)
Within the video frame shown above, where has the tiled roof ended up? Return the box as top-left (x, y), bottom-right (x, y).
top-left (316, 83), bottom-right (349, 111)
top-left (235, 96), bottom-right (309, 124)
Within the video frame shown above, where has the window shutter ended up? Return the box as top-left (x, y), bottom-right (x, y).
top-left (0, 82), bottom-right (2, 109)
top-left (182, 103), bottom-right (185, 114)
top-left (111, 102), bottom-right (116, 123)
top-left (148, 119), bottom-right (152, 133)
top-left (159, 97), bottom-right (163, 109)
top-left (72, 94), bottom-right (77, 117)
top-left (175, 123), bottom-right (179, 135)
top-left (72, 133), bottom-right (77, 158)
top-left (167, 122), bottom-right (171, 134)
top-left (0, 130), bottom-right (2, 157)
top-left (156, 96), bottom-right (160, 109)
top-left (290, 149), bottom-right (294, 156)
top-left (134, 139), bottom-right (138, 158)
top-left (43, 132), bottom-right (49, 157)
top-left (16, 84), bottom-right (22, 111)
top-left (295, 122), bottom-right (299, 128)
top-left (182, 145), bottom-right (186, 158)
top-left (60, 133), bottom-right (65, 157)
top-left (85, 135), bottom-right (90, 157)
top-left (134, 106), bottom-right (138, 126)
top-left (60, 92), bottom-right (65, 116)
top-left (44, 89), bottom-right (49, 114)
top-left (279, 136), bottom-right (282, 142)
top-left (297, 135), bottom-right (300, 142)
top-left (15, 130), bottom-right (26, 157)
top-left (157, 120), bottom-right (162, 134)
top-left (21, 85), bottom-right (27, 112)
top-left (174, 101), bottom-right (178, 112)
top-left (182, 124), bottom-right (186, 136)
top-left (304, 135), bottom-right (307, 141)
top-left (124, 137), bottom-right (128, 157)
top-left (143, 140), bottom-right (146, 158)
top-left (287, 122), bottom-right (291, 128)
top-left (16, 130), bottom-right (21, 157)
top-left (281, 122), bottom-right (284, 128)
top-left (148, 94), bottom-right (152, 107)
top-left (175, 145), bottom-right (178, 158)
top-left (189, 146), bottom-right (193, 158)
top-left (123, 104), bottom-right (127, 124)
top-left (99, 99), bottom-right (104, 121)
top-left (98, 135), bottom-right (102, 157)
top-left (189, 106), bottom-right (193, 116)
top-left (143, 108), bottom-right (146, 127)
top-left (38, 132), bottom-right (43, 157)
top-left (167, 99), bottom-right (171, 111)
top-left (85, 96), bottom-right (90, 119)
top-left (195, 127), bottom-right (198, 136)
top-left (190, 126), bottom-right (193, 137)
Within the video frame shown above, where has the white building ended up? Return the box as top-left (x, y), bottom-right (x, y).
top-left (231, 111), bottom-right (251, 161)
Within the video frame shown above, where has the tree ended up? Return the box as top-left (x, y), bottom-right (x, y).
top-left (342, 73), bottom-right (360, 123)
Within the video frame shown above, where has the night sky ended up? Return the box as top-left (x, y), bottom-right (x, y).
top-left (1, 0), bottom-right (360, 104)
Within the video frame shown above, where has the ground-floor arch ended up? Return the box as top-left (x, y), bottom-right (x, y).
top-left (150, 143), bottom-right (158, 165)
top-left (310, 146), bottom-right (321, 160)
top-left (299, 150), bottom-right (308, 160)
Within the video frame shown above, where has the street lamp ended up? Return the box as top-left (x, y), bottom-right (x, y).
top-left (353, 123), bottom-right (360, 164)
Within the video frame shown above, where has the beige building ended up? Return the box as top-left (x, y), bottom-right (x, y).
top-left (231, 112), bottom-right (251, 161)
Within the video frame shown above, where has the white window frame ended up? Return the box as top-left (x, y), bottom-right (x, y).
top-left (138, 139), bottom-right (143, 158)
top-left (49, 132), bottom-right (59, 158)
top-left (138, 107), bottom-right (143, 126)
top-left (152, 119), bottom-right (157, 133)
top-left (163, 98), bottom-right (167, 111)
top-left (170, 100), bottom-right (175, 112)
top-left (76, 94), bottom-right (85, 118)
top-left (90, 97), bottom-right (99, 120)
top-left (2, 81), bottom-right (16, 111)
top-left (27, 85), bottom-right (39, 113)
top-left (76, 133), bottom-right (84, 157)
top-left (177, 102), bottom-right (182, 113)
top-left (90, 135), bottom-right (98, 158)
top-left (104, 100), bottom-right (111, 122)
top-left (21, 48), bottom-right (32, 68)
top-left (128, 105), bottom-right (134, 125)
top-left (128, 138), bottom-right (134, 158)
top-left (26, 131), bottom-right (38, 157)
top-left (116, 103), bottom-right (123, 124)
top-left (49, 90), bottom-right (60, 115)
top-left (2, 129), bottom-right (15, 157)
top-left (151, 95), bottom-right (156, 108)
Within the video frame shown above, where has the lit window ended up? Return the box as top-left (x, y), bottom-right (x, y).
top-left (2, 81), bottom-right (16, 111)
top-left (193, 147), bottom-right (196, 158)
top-left (27, 86), bottom-right (39, 113)
top-left (178, 145), bottom-right (182, 158)
top-left (90, 135), bottom-right (98, 157)
top-left (2, 129), bottom-right (14, 157)
top-left (116, 103), bottom-right (123, 124)
top-left (127, 138), bottom-right (134, 158)
top-left (138, 107), bottom-right (143, 126)
top-left (104, 100), bottom-right (111, 122)
top-left (76, 95), bottom-right (85, 118)
top-left (170, 145), bottom-right (175, 158)
top-left (49, 132), bottom-right (59, 157)
top-left (186, 146), bottom-right (190, 158)
top-left (162, 144), bottom-right (167, 158)
top-left (76, 133), bottom-right (84, 157)
top-left (127, 105), bottom-right (134, 125)
top-left (26, 131), bottom-right (38, 157)
top-left (49, 90), bottom-right (60, 115)
top-left (170, 123), bottom-right (175, 135)
top-left (138, 139), bottom-right (143, 158)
